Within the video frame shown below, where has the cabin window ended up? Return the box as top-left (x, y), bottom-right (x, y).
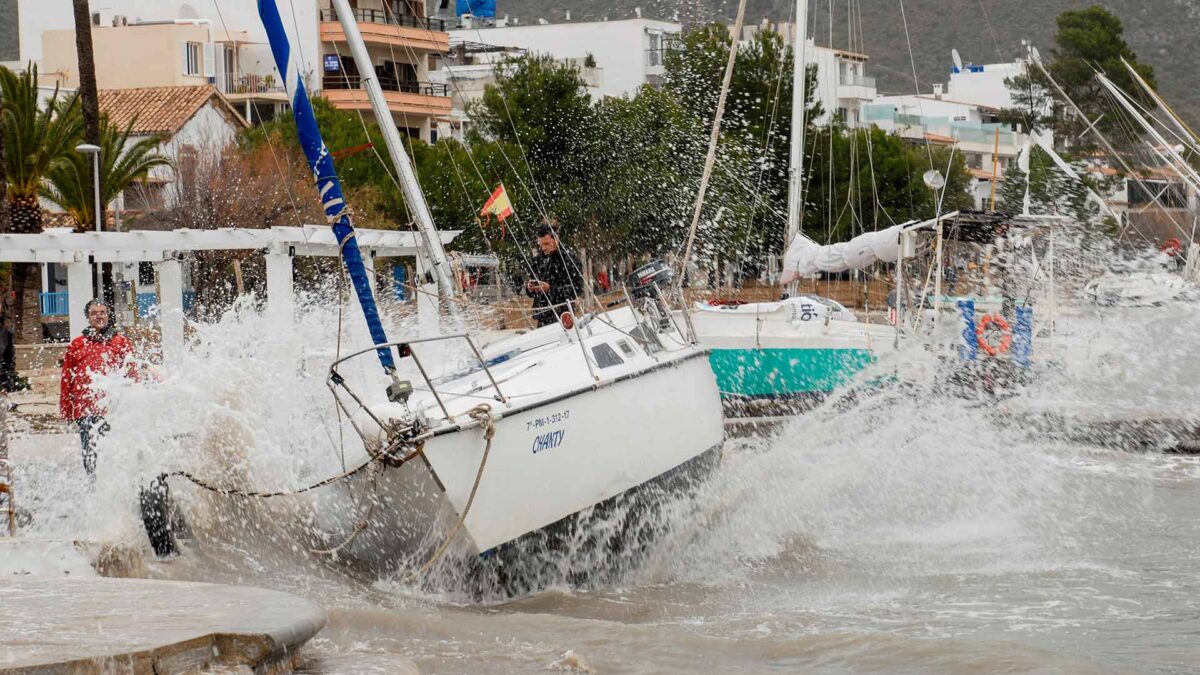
top-left (616, 340), bottom-right (635, 357)
top-left (592, 343), bottom-right (624, 368)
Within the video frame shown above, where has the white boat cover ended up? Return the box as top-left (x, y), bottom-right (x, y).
top-left (780, 225), bottom-right (903, 284)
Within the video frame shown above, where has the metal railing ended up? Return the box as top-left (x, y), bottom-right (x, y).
top-left (322, 74), bottom-right (449, 97)
top-left (327, 335), bottom-right (507, 453)
top-left (39, 292), bottom-right (68, 317)
top-left (319, 8), bottom-right (447, 32)
top-left (220, 72), bottom-right (285, 95)
top-left (840, 74), bottom-right (876, 89)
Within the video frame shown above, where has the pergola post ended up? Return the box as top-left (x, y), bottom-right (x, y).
top-left (65, 260), bottom-right (92, 339)
top-left (158, 258), bottom-right (185, 367)
top-left (365, 250), bottom-right (378, 295)
top-left (265, 247), bottom-right (294, 326)
top-left (415, 253), bottom-right (439, 337)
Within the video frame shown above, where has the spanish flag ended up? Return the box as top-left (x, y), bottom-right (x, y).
top-left (480, 183), bottom-right (514, 223)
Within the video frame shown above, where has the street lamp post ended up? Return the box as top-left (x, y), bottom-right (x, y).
top-left (75, 143), bottom-right (102, 298)
top-left (923, 169), bottom-right (947, 329)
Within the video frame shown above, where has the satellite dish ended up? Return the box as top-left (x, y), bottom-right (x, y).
top-left (951, 49), bottom-right (963, 72)
top-left (923, 169), bottom-right (946, 191)
top-left (178, 3), bottom-right (199, 19)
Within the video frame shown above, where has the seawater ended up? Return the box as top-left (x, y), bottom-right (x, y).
top-left (13, 282), bottom-right (1200, 673)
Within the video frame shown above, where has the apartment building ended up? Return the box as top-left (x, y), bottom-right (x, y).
top-left (740, 21), bottom-right (877, 128)
top-left (317, 0), bottom-right (451, 140)
top-left (450, 16), bottom-right (682, 99)
top-left (15, 0), bottom-right (451, 140)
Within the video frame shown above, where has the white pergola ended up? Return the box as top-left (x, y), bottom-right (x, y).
top-left (0, 226), bottom-right (458, 364)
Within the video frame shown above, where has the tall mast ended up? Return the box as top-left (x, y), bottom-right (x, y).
top-left (330, 0), bottom-right (456, 300)
top-left (1120, 57), bottom-right (1200, 155)
top-left (1096, 73), bottom-right (1200, 191)
top-left (785, 0), bottom-right (810, 245)
top-left (257, 0), bottom-right (395, 372)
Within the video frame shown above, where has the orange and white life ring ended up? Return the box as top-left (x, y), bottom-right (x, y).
top-left (976, 313), bottom-right (1012, 357)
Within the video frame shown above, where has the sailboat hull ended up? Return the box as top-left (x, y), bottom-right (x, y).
top-left (303, 350), bottom-right (724, 573)
top-left (708, 346), bottom-right (874, 397)
top-left (689, 304), bottom-right (894, 405)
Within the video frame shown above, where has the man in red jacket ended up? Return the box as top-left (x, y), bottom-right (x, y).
top-left (60, 299), bottom-right (136, 475)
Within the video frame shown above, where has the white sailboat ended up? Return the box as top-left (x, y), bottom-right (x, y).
top-left (688, 0), bottom-right (895, 410)
top-left (203, 0), bottom-right (725, 577)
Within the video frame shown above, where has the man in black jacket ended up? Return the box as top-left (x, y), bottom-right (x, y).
top-left (525, 224), bottom-right (583, 327)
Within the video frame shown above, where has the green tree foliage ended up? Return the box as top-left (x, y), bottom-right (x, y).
top-left (1006, 6), bottom-right (1157, 149)
top-left (996, 146), bottom-right (1094, 221)
top-left (804, 128), bottom-right (974, 242)
top-left (238, 24), bottom-right (976, 276)
top-left (0, 65), bottom-right (83, 234)
top-left (43, 116), bottom-right (171, 232)
top-left (243, 96), bottom-right (407, 227)
top-left (660, 24), bottom-right (830, 262)
top-left (470, 54), bottom-right (602, 225)
top-left (588, 86), bottom-right (704, 258)
top-left (0, 64), bottom-right (84, 342)
top-left (999, 69), bottom-right (1054, 135)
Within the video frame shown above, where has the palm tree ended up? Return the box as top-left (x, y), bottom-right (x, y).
top-left (43, 116), bottom-right (172, 233)
top-left (0, 64), bottom-right (85, 343)
top-left (71, 0), bottom-right (101, 148)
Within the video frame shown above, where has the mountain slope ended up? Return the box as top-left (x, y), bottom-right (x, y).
top-left (493, 0), bottom-right (1199, 125)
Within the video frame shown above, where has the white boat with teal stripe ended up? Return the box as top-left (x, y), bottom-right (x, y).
top-left (690, 297), bottom-right (894, 407)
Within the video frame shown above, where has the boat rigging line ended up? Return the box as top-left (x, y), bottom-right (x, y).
top-left (676, 0), bottom-right (750, 308)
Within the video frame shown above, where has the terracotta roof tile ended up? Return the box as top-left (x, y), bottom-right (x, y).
top-left (98, 85), bottom-right (247, 136)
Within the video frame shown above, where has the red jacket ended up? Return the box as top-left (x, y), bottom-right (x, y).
top-left (60, 332), bottom-right (136, 421)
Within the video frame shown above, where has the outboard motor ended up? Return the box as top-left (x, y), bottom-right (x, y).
top-left (627, 260), bottom-right (675, 330)
top-left (628, 260), bottom-right (674, 300)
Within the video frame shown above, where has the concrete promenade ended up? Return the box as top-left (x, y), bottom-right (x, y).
top-left (0, 577), bottom-right (326, 673)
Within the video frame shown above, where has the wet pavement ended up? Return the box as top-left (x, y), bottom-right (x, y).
top-left (0, 576), bottom-right (328, 673)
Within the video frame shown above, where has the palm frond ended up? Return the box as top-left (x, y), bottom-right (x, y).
top-left (0, 64), bottom-right (83, 199)
top-left (40, 111), bottom-right (172, 229)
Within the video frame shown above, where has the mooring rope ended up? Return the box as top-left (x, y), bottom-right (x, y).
top-left (308, 459), bottom-right (381, 557)
top-left (406, 403), bottom-right (495, 582)
top-left (164, 454), bottom-right (380, 499)
top-left (165, 403), bottom-right (497, 571)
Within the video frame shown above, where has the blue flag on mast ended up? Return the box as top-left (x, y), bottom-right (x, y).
top-left (257, 0), bottom-right (396, 373)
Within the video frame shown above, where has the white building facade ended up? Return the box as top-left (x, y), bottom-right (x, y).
top-left (450, 17), bottom-right (681, 100)
top-left (739, 21), bottom-right (877, 128)
top-left (11, 0), bottom-right (450, 140)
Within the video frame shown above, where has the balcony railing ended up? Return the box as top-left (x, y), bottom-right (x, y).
top-left (841, 74), bottom-right (876, 89)
top-left (39, 292), bottom-right (69, 317)
top-left (322, 75), bottom-right (449, 97)
top-left (319, 8), bottom-right (447, 32)
top-left (220, 72), bottom-right (285, 96)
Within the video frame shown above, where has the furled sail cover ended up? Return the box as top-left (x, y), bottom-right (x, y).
top-left (780, 225), bottom-right (903, 284)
